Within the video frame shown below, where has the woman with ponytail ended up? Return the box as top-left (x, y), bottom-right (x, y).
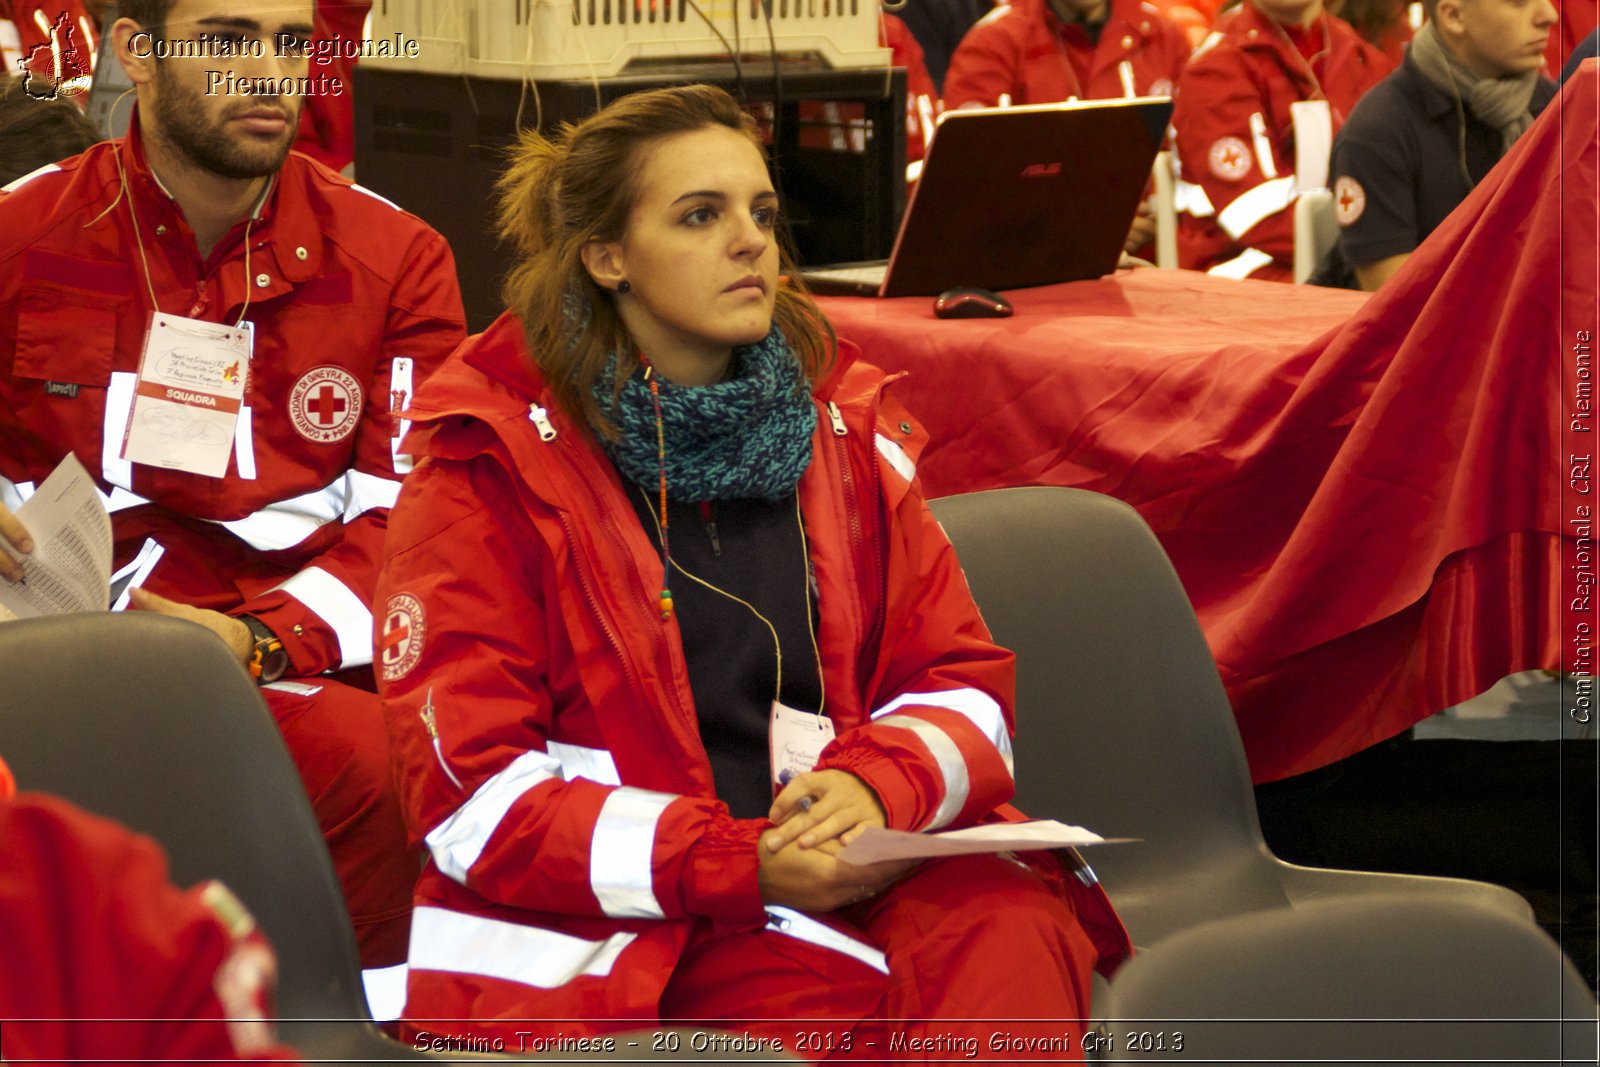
top-left (374, 83), bottom-right (1130, 1056)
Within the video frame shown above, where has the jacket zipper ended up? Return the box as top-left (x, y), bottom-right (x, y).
top-left (827, 399), bottom-right (888, 679)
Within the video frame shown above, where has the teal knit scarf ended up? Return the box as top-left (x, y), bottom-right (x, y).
top-left (591, 326), bottom-right (816, 501)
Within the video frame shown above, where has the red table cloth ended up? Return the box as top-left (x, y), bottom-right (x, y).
top-left (818, 65), bottom-right (1597, 783)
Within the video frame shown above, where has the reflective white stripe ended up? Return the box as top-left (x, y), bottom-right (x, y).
top-left (1174, 178), bottom-right (1215, 217)
top-left (343, 470), bottom-right (401, 520)
top-left (103, 372), bottom-right (136, 488)
top-left (874, 433), bottom-right (916, 484)
top-left (1248, 112), bottom-right (1278, 179)
top-left (78, 16), bottom-right (96, 73)
top-left (389, 356), bottom-right (415, 475)
top-left (424, 749), bottom-right (562, 883)
top-left (0, 477), bottom-right (35, 511)
top-left (350, 183), bottom-right (402, 211)
top-left (590, 788), bottom-right (672, 920)
top-left (872, 688), bottom-right (1014, 779)
top-left (217, 478), bottom-right (343, 550)
top-left (408, 907), bottom-right (636, 989)
top-left (104, 486), bottom-right (149, 513)
top-left (271, 566), bottom-right (373, 669)
top-left (1118, 60), bottom-right (1136, 98)
top-left (235, 404), bottom-right (256, 480)
top-left (1192, 30), bottom-right (1224, 58)
top-left (1217, 176), bottom-right (1297, 240)
top-left (765, 907), bottom-right (889, 974)
top-left (548, 741), bottom-right (621, 785)
top-left (872, 714), bottom-right (969, 830)
top-left (2, 163), bottom-right (61, 193)
top-left (362, 964), bottom-right (408, 1022)
top-left (1207, 247), bottom-right (1276, 280)
top-left (110, 539), bottom-right (165, 612)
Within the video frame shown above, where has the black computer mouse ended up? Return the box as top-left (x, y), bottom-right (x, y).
top-left (933, 287), bottom-right (1014, 319)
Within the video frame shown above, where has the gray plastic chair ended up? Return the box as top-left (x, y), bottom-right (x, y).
top-left (1102, 897), bottom-right (1597, 1066)
top-left (0, 612), bottom-right (791, 1063)
top-left (928, 487), bottom-right (1533, 950)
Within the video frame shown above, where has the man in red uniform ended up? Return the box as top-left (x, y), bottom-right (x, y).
top-left (943, 0), bottom-right (1193, 108)
top-left (0, 754), bottom-right (303, 1063)
top-left (1172, 0), bottom-right (1389, 281)
top-left (0, 0), bottom-right (465, 975)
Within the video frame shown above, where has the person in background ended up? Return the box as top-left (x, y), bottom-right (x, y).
top-left (1172, 0), bottom-right (1389, 281)
top-left (0, 0), bottom-right (465, 976)
top-left (1327, 0), bottom-right (1419, 66)
top-left (944, 0), bottom-right (1192, 108)
top-left (895, 0), bottom-right (992, 91)
top-left (0, 752), bottom-right (303, 1063)
top-left (1323, 0), bottom-right (1556, 290)
top-left (0, 72), bottom-right (101, 184)
top-left (290, 0), bottom-right (370, 174)
top-left (375, 83), bottom-right (1130, 1054)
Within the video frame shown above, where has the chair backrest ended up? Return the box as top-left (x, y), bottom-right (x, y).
top-left (1292, 188), bottom-right (1337, 284)
top-left (0, 613), bottom-right (370, 1037)
top-left (930, 488), bottom-right (1291, 931)
top-left (1150, 151), bottom-right (1179, 270)
top-left (1103, 897), bottom-right (1598, 1066)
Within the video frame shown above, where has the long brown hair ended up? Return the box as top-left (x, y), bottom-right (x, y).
top-left (497, 84), bottom-right (835, 437)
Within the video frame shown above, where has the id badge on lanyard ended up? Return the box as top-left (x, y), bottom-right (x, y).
top-left (771, 700), bottom-right (836, 794)
top-left (120, 311), bottom-right (252, 479)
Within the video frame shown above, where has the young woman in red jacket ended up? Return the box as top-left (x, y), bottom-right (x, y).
top-left (374, 84), bottom-right (1130, 1058)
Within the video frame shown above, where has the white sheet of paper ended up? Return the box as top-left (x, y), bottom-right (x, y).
top-left (836, 820), bottom-right (1131, 865)
top-left (1291, 99), bottom-right (1333, 192)
top-left (121, 313), bottom-right (252, 478)
top-left (0, 453), bottom-right (112, 620)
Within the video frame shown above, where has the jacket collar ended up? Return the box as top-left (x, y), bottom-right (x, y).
top-left (114, 109), bottom-right (324, 285)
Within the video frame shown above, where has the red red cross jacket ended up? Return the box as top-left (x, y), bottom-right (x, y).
top-left (374, 314), bottom-right (1132, 1034)
top-left (0, 792), bottom-right (302, 1064)
top-left (0, 116), bottom-right (465, 675)
top-left (1171, 0), bottom-right (1389, 280)
top-left (943, 0), bottom-right (1192, 109)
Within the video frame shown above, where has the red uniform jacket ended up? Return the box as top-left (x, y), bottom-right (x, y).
top-left (292, 0), bottom-right (376, 173)
top-left (943, 0), bottom-right (1192, 109)
top-left (375, 315), bottom-right (1131, 1035)
top-left (0, 117), bottom-right (465, 676)
top-left (1172, 1), bottom-right (1388, 280)
top-left (0, 793), bottom-right (302, 1064)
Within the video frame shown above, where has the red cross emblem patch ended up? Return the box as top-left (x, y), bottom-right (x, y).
top-left (289, 366), bottom-right (363, 444)
top-left (1208, 136), bottom-right (1252, 182)
top-left (380, 593), bottom-right (426, 682)
top-left (1334, 175), bottom-right (1366, 226)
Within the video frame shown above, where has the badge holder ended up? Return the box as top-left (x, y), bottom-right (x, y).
top-left (120, 312), bottom-right (253, 479)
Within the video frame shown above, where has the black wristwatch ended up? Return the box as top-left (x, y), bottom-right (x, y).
top-left (240, 614), bottom-right (290, 685)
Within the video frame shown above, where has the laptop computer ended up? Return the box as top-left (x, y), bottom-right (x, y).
top-left (801, 96), bottom-right (1173, 298)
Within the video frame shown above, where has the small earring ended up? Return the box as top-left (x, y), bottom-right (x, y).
top-left (617, 280), bottom-right (631, 294)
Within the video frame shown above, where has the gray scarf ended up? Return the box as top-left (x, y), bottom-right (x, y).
top-left (1409, 21), bottom-right (1538, 153)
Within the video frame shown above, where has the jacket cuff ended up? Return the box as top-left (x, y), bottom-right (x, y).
top-left (817, 742), bottom-right (928, 832)
top-left (231, 590), bottom-right (337, 678)
top-left (680, 817), bottom-right (769, 932)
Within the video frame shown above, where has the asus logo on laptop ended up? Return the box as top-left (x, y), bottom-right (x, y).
top-left (1020, 162), bottom-right (1062, 177)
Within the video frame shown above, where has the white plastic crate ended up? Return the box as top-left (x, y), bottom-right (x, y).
top-left (365, 0), bottom-right (889, 80)
top-left (364, 0), bottom-right (466, 74)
